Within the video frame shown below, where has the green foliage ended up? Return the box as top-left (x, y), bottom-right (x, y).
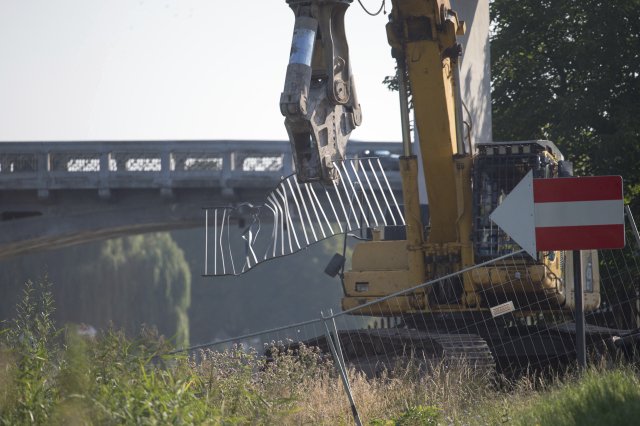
top-left (372, 405), bottom-right (441, 426)
top-left (496, 368), bottom-right (640, 426)
top-left (96, 234), bottom-right (192, 347)
top-left (3, 280), bottom-right (640, 425)
top-left (0, 280), bottom-right (215, 424)
top-left (396, 405), bottom-right (441, 425)
top-left (0, 232), bottom-right (192, 348)
top-left (0, 283), bottom-right (331, 424)
top-left (193, 342), bottom-right (332, 423)
top-left (1, 278), bottom-right (59, 425)
top-left (491, 0), bottom-right (640, 209)
top-left (58, 326), bottom-right (91, 397)
top-left (83, 328), bottom-right (219, 425)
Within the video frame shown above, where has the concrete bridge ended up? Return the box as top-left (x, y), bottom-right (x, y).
top-left (0, 140), bottom-right (402, 258)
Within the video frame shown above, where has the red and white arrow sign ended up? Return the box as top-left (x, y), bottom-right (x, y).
top-left (489, 171), bottom-right (624, 258)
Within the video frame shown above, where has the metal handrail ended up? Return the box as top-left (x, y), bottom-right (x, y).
top-left (0, 140), bottom-right (402, 190)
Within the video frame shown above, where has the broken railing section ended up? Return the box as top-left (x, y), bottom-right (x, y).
top-left (204, 158), bottom-right (405, 276)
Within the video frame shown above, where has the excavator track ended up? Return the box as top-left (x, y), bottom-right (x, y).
top-left (307, 328), bottom-right (495, 377)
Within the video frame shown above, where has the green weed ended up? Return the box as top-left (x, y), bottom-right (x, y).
top-left (2, 279), bottom-right (640, 425)
top-left (508, 368), bottom-right (640, 426)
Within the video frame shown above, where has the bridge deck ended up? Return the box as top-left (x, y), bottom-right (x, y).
top-left (0, 140), bottom-right (403, 258)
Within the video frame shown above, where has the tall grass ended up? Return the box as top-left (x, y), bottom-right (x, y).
top-left (1, 279), bottom-right (640, 425)
top-left (492, 367), bottom-right (640, 426)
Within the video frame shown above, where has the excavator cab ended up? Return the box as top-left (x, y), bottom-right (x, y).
top-left (342, 139), bottom-right (602, 315)
top-left (470, 140), bottom-right (601, 312)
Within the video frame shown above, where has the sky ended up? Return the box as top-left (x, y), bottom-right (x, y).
top-left (0, 0), bottom-right (401, 142)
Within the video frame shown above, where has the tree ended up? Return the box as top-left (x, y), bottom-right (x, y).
top-left (491, 0), bottom-right (640, 209)
top-left (93, 234), bottom-right (191, 347)
top-left (0, 233), bottom-right (191, 348)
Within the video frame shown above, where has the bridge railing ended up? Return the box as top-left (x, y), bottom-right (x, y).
top-left (0, 140), bottom-right (402, 194)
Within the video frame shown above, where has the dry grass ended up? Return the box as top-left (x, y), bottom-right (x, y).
top-left (3, 281), bottom-right (640, 425)
top-left (189, 343), bottom-right (499, 424)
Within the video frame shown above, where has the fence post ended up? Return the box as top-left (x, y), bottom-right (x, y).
top-left (321, 311), bottom-right (362, 426)
top-left (328, 309), bottom-right (348, 369)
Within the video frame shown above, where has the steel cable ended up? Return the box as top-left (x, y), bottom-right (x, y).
top-left (357, 0), bottom-right (386, 17)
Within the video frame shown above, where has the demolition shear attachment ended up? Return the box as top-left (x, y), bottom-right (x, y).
top-left (280, 0), bottom-right (362, 183)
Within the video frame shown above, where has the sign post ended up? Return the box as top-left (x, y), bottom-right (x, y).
top-left (490, 171), bottom-right (624, 369)
top-left (573, 250), bottom-right (586, 368)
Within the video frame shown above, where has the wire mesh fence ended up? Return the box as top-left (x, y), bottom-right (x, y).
top-left (185, 207), bottom-right (640, 423)
top-left (587, 207), bottom-right (640, 341)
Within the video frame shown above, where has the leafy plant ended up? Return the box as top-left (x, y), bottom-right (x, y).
top-left (1, 278), bottom-right (59, 425)
top-left (2, 279), bottom-right (640, 425)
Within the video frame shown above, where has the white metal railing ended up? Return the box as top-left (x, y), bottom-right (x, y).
top-left (0, 140), bottom-right (402, 191)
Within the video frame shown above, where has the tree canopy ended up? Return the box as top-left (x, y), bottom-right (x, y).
top-left (0, 233), bottom-right (191, 348)
top-left (491, 0), bottom-right (640, 208)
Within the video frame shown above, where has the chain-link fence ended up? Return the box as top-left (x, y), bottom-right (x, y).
top-left (185, 207), bottom-right (640, 424)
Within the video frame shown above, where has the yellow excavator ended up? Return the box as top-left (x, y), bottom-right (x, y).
top-left (280, 0), bottom-right (608, 371)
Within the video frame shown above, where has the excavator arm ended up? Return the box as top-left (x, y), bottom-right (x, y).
top-left (280, 0), bottom-right (361, 183)
top-left (281, 0), bottom-right (473, 301)
top-left (280, 0), bottom-right (588, 316)
top-left (386, 0), bottom-right (468, 245)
